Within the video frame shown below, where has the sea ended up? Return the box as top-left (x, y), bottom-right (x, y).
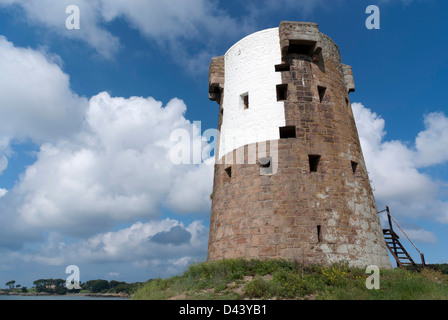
top-left (0, 295), bottom-right (129, 300)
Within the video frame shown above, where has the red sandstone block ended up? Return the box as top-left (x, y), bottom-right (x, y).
top-left (235, 237), bottom-right (248, 245)
top-left (251, 235), bottom-right (268, 246)
top-left (259, 246), bottom-right (277, 257)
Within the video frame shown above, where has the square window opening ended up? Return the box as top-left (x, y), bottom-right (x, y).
top-left (280, 126), bottom-right (296, 139)
top-left (309, 155), bottom-right (321, 173)
top-left (287, 40), bottom-right (315, 56)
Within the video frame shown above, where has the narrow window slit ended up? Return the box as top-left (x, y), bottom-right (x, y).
top-left (309, 155), bottom-right (321, 173)
top-left (225, 166), bottom-right (232, 179)
top-left (240, 93), bottom-right (249, 110)
top-left (351, 161), bottom-right (358, 174)
top-left (317, 225), bottom-right (322, 243)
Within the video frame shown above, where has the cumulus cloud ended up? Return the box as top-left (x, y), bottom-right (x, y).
top-left (9, 92), bottom-right (214, 235)
top-left (10, 219), bottom-right (208, 278)
top-left (353, 102), bottom-right (448, 240)
top-left (0, 0), bottom-right (247, 72)
top-left (0, 37), bottom-right (213, 258)
top-left (402, 228), bottom-right (437, 244)
top-left (415, 112), bottom-right (448, 167)
top-left (0, 36), bottom-right (90, 247)
top-left (150, 226), bottom-right (192, 245)
top-left (0, 36), bottom-right (88, 171)
top-left (0, 155), bottom-right (7, 175)
top-left (0, 0), bottom-right (120, 58)
top-left (98, 0), bottom-right (242, 42)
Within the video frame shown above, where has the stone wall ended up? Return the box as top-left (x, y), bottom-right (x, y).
top-left (207, 22), bottom-right (392, 269)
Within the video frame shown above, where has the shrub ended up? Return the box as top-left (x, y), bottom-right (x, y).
top-left (319, 262), bottom-right (349, 286)
top-left (244, 277), bottom-right (274, 299)
top-left (272, 270), bottom-right (311, 298)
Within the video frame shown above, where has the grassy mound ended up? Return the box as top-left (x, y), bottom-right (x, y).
top-left (132, 259), bottom-right (448, 300)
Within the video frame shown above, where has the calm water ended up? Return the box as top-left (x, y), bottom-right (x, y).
top-left (0, 295), bottom-right (129, 300)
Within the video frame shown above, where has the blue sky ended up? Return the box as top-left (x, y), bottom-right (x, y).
top-left (0, 0), bottom-right (447, 288)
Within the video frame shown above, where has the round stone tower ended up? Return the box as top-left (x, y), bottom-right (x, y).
top-left (207, 22), bottom-right (391, 269)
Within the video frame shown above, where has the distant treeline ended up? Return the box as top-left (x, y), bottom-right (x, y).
top-left (425, 264), bottom-right (448, 274)
top-left (3, 278), bottom-right (150, 295)
top-left (33, 278), bottom-right (68, 295)
top-left (84, 279), bottom-right (147, 294)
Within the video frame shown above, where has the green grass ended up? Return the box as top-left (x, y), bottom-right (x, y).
top-left (132, 259), bottom-right (448, 300)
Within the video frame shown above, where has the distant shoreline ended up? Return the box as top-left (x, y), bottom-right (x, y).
top-left (0, 290), bottom-right (130, 299)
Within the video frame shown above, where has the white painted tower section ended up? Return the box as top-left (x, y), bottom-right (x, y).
top-left (219, 28), bottom-right (285, 159)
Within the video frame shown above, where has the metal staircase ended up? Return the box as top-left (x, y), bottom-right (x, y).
top-left (379, 206), bottom-right (426, 271)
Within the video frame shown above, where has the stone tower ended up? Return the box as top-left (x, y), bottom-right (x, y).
top-left (207, 22), bottom-right (391, 269)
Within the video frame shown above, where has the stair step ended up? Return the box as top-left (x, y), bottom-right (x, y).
top-left (381, 210), bottom-right (424, 272)
top-left (388, 245), bottom-right (405, 250)
top-left (388, 247), bottom-right (405, 252)
top-left (392, 251), bottom-right (406, 255)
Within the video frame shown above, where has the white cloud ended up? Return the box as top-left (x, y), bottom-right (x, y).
top-left (0, 155), bottom-right (7, 175)
top-left (166, 157), bottom-right (215, 213)
top-left (353, 103), bottom-right (437, 205)
top-left (353, 102), bottom-right (448, 227)
top-left (98, 0), bottom-right (241, 42)
top-left (11, 92), bottom-right (213, 235)
top-left (0, 0), bottom-right (246, 70)
top-left (0, 34), bottom-right (89, 202)
top-left (0, 0), bottom-right (120, 58)
top-left (402, 228), bottom-right (437, 244)
top-left (0, 37), bottom-right (213, 255)
top-left (10, 219), bottom-right (208, 279)
top-left (74, 219), bottom-right (207, 264)
top-left (0, 35), bottom-right (88, 146)
top-left (415, 112), bottom-right (448, 167)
